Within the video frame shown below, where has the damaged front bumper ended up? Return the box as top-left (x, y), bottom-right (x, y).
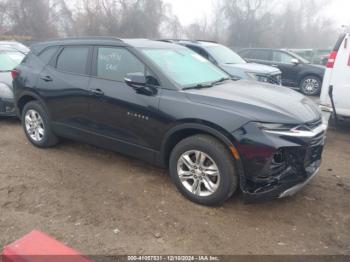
top-left (232, 121), bottom-right (326, 203)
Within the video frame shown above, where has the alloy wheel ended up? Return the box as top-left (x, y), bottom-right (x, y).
top-left (177, 150), bottom-right (221, 197)
top-left (24, 109), bottom-right (45, 142)
top-left (302, 78), bottom-right (320, 95)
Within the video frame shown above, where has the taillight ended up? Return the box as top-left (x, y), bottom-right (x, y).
top-left (11, 69), bottom-right (18, 79)
top-left (326, 51), bottom-right (337, 68)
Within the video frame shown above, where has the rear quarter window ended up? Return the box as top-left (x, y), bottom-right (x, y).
top-left (38, 46), bottom-right (59, 65)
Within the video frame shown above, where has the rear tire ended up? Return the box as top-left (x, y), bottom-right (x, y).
top-left (300, 76), bottom-right (322, 96)
top-left (169, 134), bottom-right (238, 206)
top-left (22, 101), bottom-right (58, 148)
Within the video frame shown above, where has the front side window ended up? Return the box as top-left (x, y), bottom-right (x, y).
top-left (272, 51), bottom-right (294, 64)
top-left (0, 51), bottom-right (25, 71)
top-left (97, 47), bottom-right (145, 82)
top-left (142, 48), bottom-right (228, 88)
top-left (56, 46), bottom-right (89, 75)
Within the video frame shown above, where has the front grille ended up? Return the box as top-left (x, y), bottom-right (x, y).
top-left (268, 73), bottom-right (282, 85)
top-left (305, 118), bottom-right (323, 130)
top-left (310, 131), bottom-right (325, 146)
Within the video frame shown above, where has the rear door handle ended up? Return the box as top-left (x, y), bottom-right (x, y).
top-left (271, 64), bottom-right (279, 67)
top-left (90, 88), bottom-right (104, 96)
top-left (40, 76), bottom-right (53, 82)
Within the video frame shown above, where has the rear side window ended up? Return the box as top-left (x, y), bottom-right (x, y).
top-left (38, 46), bottom-right (59, 65)
top-left (96, 47), bottom-right (145, 82)
top-left (245, 49), bottom-right (270, 61)
top-left (56, 46), bottom-right (89, 75)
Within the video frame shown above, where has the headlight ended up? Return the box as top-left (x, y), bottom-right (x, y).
top-left (256, 122), bottom-right (297, 131)
top-left (0, 83), bottom-right (14, 99)
top-left (246, 72), bottom-right (258, 80)
top-left (255, 122), bottom-right (326, 138)
top-left (256, 75), bottom-right (269, 83)
top-left (246, 72), bottom-right (269, 82)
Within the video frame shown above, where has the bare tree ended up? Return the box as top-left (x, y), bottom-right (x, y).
top-left (0, 0), bottom-right (339, 49)
top-left (4, 0), bottom-right (58, 39)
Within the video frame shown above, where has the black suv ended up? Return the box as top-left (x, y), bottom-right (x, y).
top-left (13, 38), bottom-right (326, 205)
top-left (238, 48), bottom-right (326, 96)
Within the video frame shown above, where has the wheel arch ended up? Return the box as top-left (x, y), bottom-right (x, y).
top-left (160, 122), bottom-right (241, 168)
top-left (17, 92), bottom-right (48, 117)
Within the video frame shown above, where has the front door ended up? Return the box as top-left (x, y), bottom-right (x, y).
top-left (271, 51), bottom-right (300, 87)
top-left (87, 46), bottom-right (162, 159)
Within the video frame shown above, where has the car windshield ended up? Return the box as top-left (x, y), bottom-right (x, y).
top-left (206, 45), bottom-right (246, 64)
top-left (0, 43), bottom-right (29, 54)
top-left (142, 48), bottom-right (229, 88)
top-left (0, 51), bottom-right (25, 71)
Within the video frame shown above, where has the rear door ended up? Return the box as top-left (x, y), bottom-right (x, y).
top-left (37, 45), bottom-right (92, 130)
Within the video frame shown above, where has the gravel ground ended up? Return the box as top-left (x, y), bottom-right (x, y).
top-left (0, 118), bottom-right (349, 255)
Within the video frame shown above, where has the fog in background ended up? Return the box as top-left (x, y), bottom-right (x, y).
top-left (0, 0), bottom-right (348, 49)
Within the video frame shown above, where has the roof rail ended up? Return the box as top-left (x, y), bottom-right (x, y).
top-left (47, 36), bottom-right (123, 42)
top-left (158, 39), bottom-right (198, 43)
top-left (158, 39), bottom-right (218, 44)
top-left (196, 40), bottom-right (218, 43)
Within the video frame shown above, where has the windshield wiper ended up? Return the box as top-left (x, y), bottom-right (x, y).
top-left (211, 77), bottom-right (230, 85)
top-left (183, 83), bottom-right (213, 90)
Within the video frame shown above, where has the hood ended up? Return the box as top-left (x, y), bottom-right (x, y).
top-left (0, 72), bottom-right (13, 88)
top-left (220, 63), bottom-right (281, 76)
top-left (184, 80), bottom-right (321, 125)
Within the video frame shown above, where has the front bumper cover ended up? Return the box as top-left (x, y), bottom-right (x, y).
top-left (232, 122), bottom-right (326, 203)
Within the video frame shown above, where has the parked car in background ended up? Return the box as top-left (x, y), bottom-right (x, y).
top-left (0, 47), bottom-right (25, 116)
top-left (160, 40), bottom-right (282, 85)
top-left (320, 33), bottom-right (350, 119)
top-left (239, 48), bottom-right (326, 96)
top-left (0, 41), bottom-right (30, 54)
top-left (13, 37), bottom-right (326, 206)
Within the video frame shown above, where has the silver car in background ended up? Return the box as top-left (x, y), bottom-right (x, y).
top-left (0, 47), bottom-right (26, 116)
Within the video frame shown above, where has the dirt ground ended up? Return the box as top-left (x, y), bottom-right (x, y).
top-left (0, 118), bottom-right (349, 256)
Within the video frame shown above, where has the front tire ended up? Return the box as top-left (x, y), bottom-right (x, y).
top-left (300, 76), bottom-right (322, 96)
top-left (169, 134), bottom-right (238, 206)
top-left (22, 101), bottom-right (58, 148)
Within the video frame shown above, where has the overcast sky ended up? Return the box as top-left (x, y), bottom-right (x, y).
top-left (165, 0), bottom-right (350, 28)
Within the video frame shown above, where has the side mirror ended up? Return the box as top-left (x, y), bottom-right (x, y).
top-left (124, 72), bottom-right (146, 88)
top-left (291, 58), bottom-right (300, 65)
top-left (124, 72), bottom-right (157, 96)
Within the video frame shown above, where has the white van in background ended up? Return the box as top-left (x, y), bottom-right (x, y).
top-left (320, 33), bottom-right (350, 119)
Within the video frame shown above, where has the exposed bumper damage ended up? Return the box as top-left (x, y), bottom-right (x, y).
top-left (232, 121), bottom-right (326, 203)
top-left (0, 98), bottom-right (16, 117)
